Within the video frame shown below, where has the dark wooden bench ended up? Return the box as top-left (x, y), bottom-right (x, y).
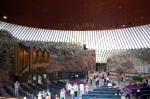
top-left (57, 81), bottom-right (66, 86)
top-left (88, 91), bottom-right (122, 95)
top-left (132, 86), bottom-right (150, 95)
top-left (51, 82), bottom-right (65, 88)
top-left (28, 84), bottom-right (43, 92)
top-left (136, 89), bottom-right (150, 98)
top-left (20, 84), bottom-right (38, 96)
top-left (139, 93), bottom-right (150, 99)
top-left (50, 88), bottom-right (59, 95)
top-left (82, 94), bottom-right (121, 99)
top-left (35, 83), bottom-right (47, 90)
top-left (0, 89), bottom-right (6, 97)
top-left (19, 89), bottom-right (33, 99)
top-left (3, 86), bottom-right (17, 98)
top-left (50, 84), bottom-right (62, 90)
top-left (94, 88), bottom-right (121, 92)
top-left (82, 98), bottom-right (120, 99)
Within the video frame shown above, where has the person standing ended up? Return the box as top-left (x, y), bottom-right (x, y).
top-left (28, 75), bottom-right (32, 84)
top-left (38, 75), bottom-right (42, 84)
top-left (33, 74), bottom-right (37, 83)
top-left (125, 87), bottom-right (131, 99)
top-left (107, 69), bottom-right (110, 76)
top-left (138, 69), bottom-right (142, 75)
top-left (67, 83), bottom-right (72, 96)
top-left (90, 75), bottom-right (93, 85)
top-left (65, 81), bottom-right (69, 95)
top-left (95, 76), bottom-right (98, 87)
top-left (43, 73), bottom-right (47, 83)
top-left (122, 81), bottom-right (126, 92)
top-left (85, 83), bottom-right (89, 94)
top-left (62, 88), bottom-right (66, 99)
top-left (70, 88), bottom-right (75, 99)
top-left (101, 74), bottom-right (105, 86)
top-left (117, 73), bottom-right (121, 84)
top-left (79, 83), bottom-right (84, 96)
top-left (121, 74), bottom-right (125, 82)
top-left (106, 75), bottom-right (109, 85)
top-left (73, 83), bottom-right (78, 98)
top-left (14, 81), bottom-right (20, 95)
top-left (60, 89), bottom-right (65, 99)
top-left (45, 93), bottom-right (50, 99)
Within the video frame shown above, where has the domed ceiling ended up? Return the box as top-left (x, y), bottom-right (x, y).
top-left (0, 0), bottom-right (150, 30)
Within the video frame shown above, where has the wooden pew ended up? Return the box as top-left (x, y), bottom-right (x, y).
top-left (82, 98), bottom-right (120, 99)
top-left (136, 89), bottom-right (150, 98)
top-left (140, 93), bottom-right (150, 99)
top-left (35, 83), bottom-right (47, 90)
top-left (132, 86), bottom-right (150, 95)
top-left (57, 81), bottom-right (66, 86)
top-left (82, 94), bottom-right (121, 99)
top-left (0, 89), bottom-right (7, 97)
top-left (51, 82), bottom-right (65, 88)
top-left (20, 84), bottom-right (38, 96)
top-left (93, 88), bottom-right (121, 92)
top-left (3, 86), bottom-right (17, 98)
top-left (50, 88), bottom-right (59, 95)
top-left (28, 84), bottom-right (43, 92)
top-left (19, 89), bottom-right (33, 99)
top-left (88, 91), bottom-right (122, 95)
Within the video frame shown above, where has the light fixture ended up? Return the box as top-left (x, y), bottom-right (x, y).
top-left (122, 23), bottom-right (125, 27)
top-left (3, 16), bottom-right (7, 19)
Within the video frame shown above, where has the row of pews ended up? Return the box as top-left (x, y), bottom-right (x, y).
top-left (3, 86), bottom-right (17, 98)
top-left (82, 88), bottom-right (122, 99)
top-left (19, 81), bottom-right (66, 98)
top-left (129, 85), bottom-right (150, 99)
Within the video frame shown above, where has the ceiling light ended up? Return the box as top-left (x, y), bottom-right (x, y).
top-left (122, 23), bottom-right (125, 27)
top-left (3, 16), bottom-right (7, 19)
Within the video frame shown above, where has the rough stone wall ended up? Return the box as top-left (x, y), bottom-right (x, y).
top-left (45, 49), bottom-right (96, 73)
top-left (0, 32), bottom-right (14, 84)
top-left (107, 49), bottom-right (150, 73)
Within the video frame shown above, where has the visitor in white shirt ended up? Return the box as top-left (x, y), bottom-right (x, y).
top-left (107, 81), bottom-right (112, 88)
top-left (67, 83), bottom-right (72, 96)
top-left (79, 83), bottom-right (84, 96)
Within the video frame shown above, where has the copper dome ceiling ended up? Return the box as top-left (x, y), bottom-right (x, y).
top-left (0, 0), bottom-right (150, 30)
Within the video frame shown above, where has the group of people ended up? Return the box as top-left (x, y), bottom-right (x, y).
top-left (65, 81), bottom-right (89, 99)
top-left (27, 74), bottom-right (50, 85)
top-left (37, 90), bottom-right (51, 99)
top-left (28, 74), bottom-right (44, 84)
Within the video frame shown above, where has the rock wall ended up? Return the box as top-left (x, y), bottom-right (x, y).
top-left (0, 31), bottom-right (14, 84)
top-left (107, 49), bottom-right (150, 73)
top-left (45, 49), bottom-right (96, 73)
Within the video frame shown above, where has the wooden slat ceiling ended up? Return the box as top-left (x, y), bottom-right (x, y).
top-left (0, 0), bottom-right (150, 30)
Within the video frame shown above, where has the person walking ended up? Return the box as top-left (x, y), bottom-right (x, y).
top-left (125, 87), bottom-right (131, 99)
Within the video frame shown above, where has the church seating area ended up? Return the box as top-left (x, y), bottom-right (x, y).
top-left (3, 86), bottom-right (17, 98)
top-left (125, 84), bottom-right (150, 99)
top-left (82, 88), bottom-right (121, 99)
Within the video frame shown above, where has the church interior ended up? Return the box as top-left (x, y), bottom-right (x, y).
top-left (0, 0), bottom-right (150, 99)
